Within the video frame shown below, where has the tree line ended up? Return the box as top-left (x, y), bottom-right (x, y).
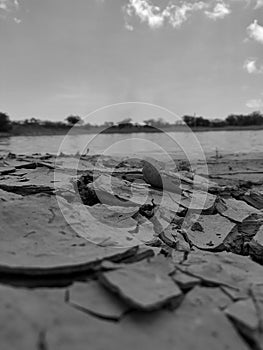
top-left (1, 111), bottom-right (263, 132)
top-left (0, 113), bottom-right (83, 132)
top-left (182, 111), bottom-right (263, 127)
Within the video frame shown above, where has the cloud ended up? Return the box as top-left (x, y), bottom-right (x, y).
top-left (0, 0), bottom-right (19, 12)
top-left (163, 2), bottom-right (208, 28)
top-left (124, 0), bottom-right (212, 30)
top-left (0, 0), bottom-right (19, 19)
top-left (205, 2), bottom-right (231, 20)
top-left (255, 0), bottom-right (263, 9)
top-left (125, 22), bottom-right (134, 31)
top-left (0, 2), bottom-right (7, 10)
top-left (243, 58), bottom-right (263, 73)
top-left (247, 20), bottom-right (263, 43)
top-left (246, 98), bottom-right (263, 108)
top-left (124, 0), bottom-right (165, 29)
top-left (14, 16), bottom-right (21, 23)
top-left (123, 1), bottom-right (235, 30)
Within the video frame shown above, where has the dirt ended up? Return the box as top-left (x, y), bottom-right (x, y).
top-left (0, 151), bottom-right (263, 350)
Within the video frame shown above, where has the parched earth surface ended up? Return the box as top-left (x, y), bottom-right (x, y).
top-left (0, 151), bottom-right (263, 350)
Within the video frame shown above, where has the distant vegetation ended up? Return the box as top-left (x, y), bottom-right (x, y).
top-left (182, 111), bottom-right (263, 128)
top-left (225, 112), bottom-right (263, 126)
top-left (65, 115), bottom-right (83, 126)
top-left (0, 112), bottom-right (12, 132)
top-left (1, 111), bottom-right (263, 135)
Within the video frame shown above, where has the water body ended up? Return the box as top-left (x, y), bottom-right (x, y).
top-left (0, 130), bottom-right (262, 160)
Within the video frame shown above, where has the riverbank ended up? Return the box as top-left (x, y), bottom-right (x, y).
top-left (2, 123), bottom-right (263, 137)
top-left (0, 151), bottom-right (262, 349)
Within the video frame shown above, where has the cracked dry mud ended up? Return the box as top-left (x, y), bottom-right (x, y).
top-left (0, 151), bottom-right (263, 349)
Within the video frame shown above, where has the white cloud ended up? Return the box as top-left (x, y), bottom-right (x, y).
top-left (14, 16), bottom-right (21, 23)
top-left (0, 0), bottom-right (19, 11)
top-left (163, 2), bottom-right (208, 29)
top-left (124, 0), bottom-right (165, 29)
top-left (255, 0), bottom-right (263, 9)
top-left (0, 0), bottom-right (19, 20)
top-left (246, 98), bottom-right (263, 108)
top-left (205, 2), bottom-right (231, 20)
top-left (247, 20), bottom-right (263, 43)
top-left (124, 0), bottom-right (211, 30)
top-left (243, 58), bottom-right (263, 73)
top-left (123, 1), bottom-right (236, 30)
top-left (0, 2), bottom-right (7, 10)
top-left (125, 22), bottom-right (134, 31)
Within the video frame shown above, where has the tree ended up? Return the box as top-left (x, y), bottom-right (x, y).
top-left (29, 117), bottom-right (40, 124)
top-left (0, 112), bottom-right (12, 132)
top-left (183, 115), bottom-right (210, 127)
top-left (65, 115), bottom-right (83, 125)
top-left (225, 112), bottom-right (263, 126)
top-left (183, 115), bottom-right (196, 127)
top-left (143, 118), bottom-right (170, 128)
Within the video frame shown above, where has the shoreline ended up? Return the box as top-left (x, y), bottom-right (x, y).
top-left (1, 124), bottom-right (263, 137)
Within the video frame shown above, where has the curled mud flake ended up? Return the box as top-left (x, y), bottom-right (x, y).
top-left (142, 161), bottom-right (163, 189)
top-left (243, 190), bottom-right (263, 210)
top-left (245, 240), bottom-right (263, 265)
top-left (100, 259), bottom-right (182, 311)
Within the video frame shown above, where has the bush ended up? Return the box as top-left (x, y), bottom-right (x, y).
top-left (226, 112), bottom-right (263, 126)
top-left (0, 112), bottom-right (12, 132)
top-left (65, 115), bottom-right (83, 125)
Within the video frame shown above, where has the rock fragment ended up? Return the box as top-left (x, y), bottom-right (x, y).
top-left (216, 197), bottom-right (261, 223)
top-left (243, 190), bottom-right (263, 210)
top-left (178, 190), bottom-right (217, 214)
top-left (0, 168), bottom-right (73, 195)
top-left (100, 259), bottom-right (182, 311)
top-left (225, 298), bottom-right (263, 349)
top-left (185, 214), bottom-right (236, 251)
top-left (0, 194), bottom-right (139, 275)
top-left (69, 280), bottom-right (129, 320)
top-left (246, 227), bottom-right (263, 264)
top-left (182, 285), bottom-right (232, 310)
top-left (177, 251), bottom-right (263, 300)
top-left (171, 269), bottom-right (200, 291)
top-left (247, 240), bottom-right (263, 264)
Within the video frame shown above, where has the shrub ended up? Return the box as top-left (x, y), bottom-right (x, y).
top-left (0, 112), bottom-right (12, 132)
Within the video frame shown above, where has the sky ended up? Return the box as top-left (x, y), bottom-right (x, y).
top-left (0, 0), bottom-right (263, 124)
